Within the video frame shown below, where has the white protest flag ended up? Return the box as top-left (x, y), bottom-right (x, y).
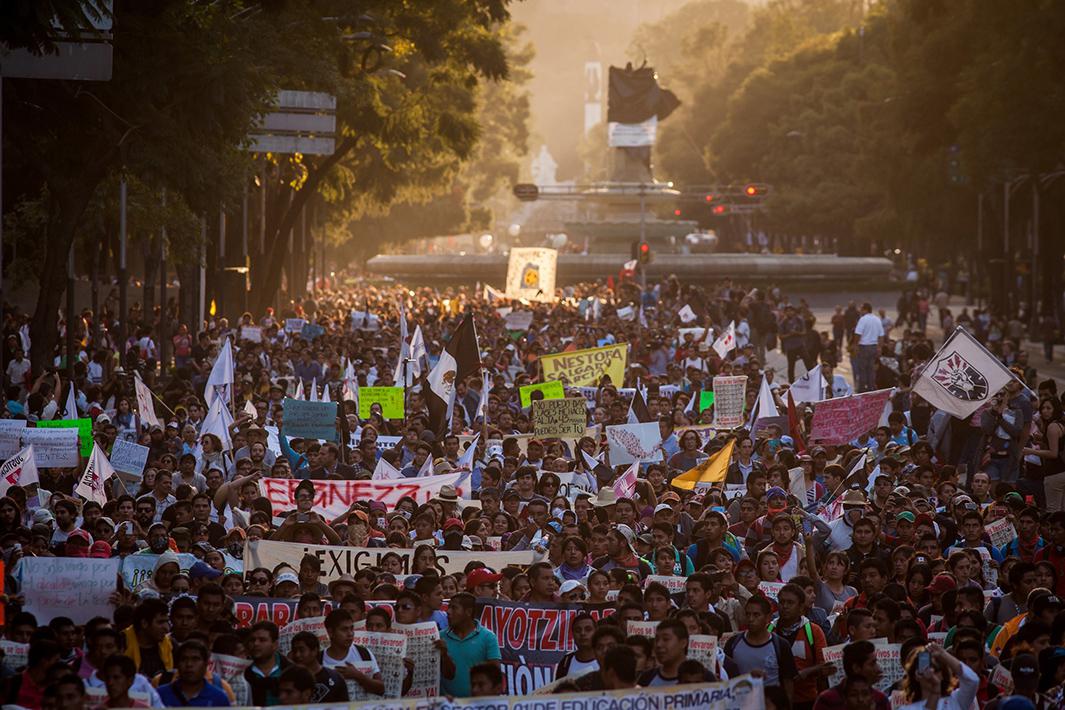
top-left (417, 452), bottom-right (434, 477)
top-left (133, 373), bottom-right (161, 429)
top-left (483, 284), bottom-right (506, 303)
top-left (474, 372), bottom-right (490, 423)
top-left (201, 395), bottom-right (234, 451)
top-left (205, 338), bottom-right (234, 410)
top-left (455, 433), bottom-right (479, 471)
top-left (748, 374), bottom-right (779, 430)
top-left (76, 443), bottom-right (115, 506)
top-left (372, 457), bottom-right (403, 480)
top-left (613, 461), bottom-right (639, 499)
top-left (294, 380), bottom-right (305, 401)
top-left (243, 400), bottom-right (257, 419)
top-left (913, 327), bottom-right (1014, 419)
top-left (343, 361), bottom-right (359, 404)
top-left (678, 304), bottom-right (697, 324)
top-left (309, 377), bottom-right (319, 402)
top-left (321, 384), bottom-right (331, 403)
top-left (0, 445), bottom-right (39, 496)
top-left (711, 321), bottom-right (737, 359)
top-left (426, 313), bottom-right (480, 438)
top-left (392, 299), bottom-right (410, 384)
top-left (790, 365), bottom-right (827, 404)
top-left (408, 326), bottom-right (427, 380)
top-left (63, 384), bottom-right (79, 420)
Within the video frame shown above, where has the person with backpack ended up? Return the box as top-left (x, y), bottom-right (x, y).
top-left (771, 583), bottom-right (832, 710)
top-left (725, 595), bottom-right (796, 695)
top-left (320, 610), bottom-right (384, 696)
top-left (554, 613), bottom-right (599, 680)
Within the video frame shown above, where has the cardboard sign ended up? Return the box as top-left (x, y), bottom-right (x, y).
top-left (711, 376), bottom-right (747, 429)
top-left (109, 439), bottom-right (149, 476)
top-left (21, 557), bottom-right (120, 624)
top-left (532, 398), bottom-right (588, 439)
top-left (519, 380), bottom-right (565, 409)
top-left (357, 387), bottom-right (405, 419)
top-left (20, 427), bottom-right (80, 467)
top-left (540, 344), bottom-right (628, 388)
top-left (35, 417), bottom-right (93, 457)
top-left (281, 398), bottom-right (337, 441)
top-left (241, 326), bottom-right (262, 343)
top-left (605, 421), bottom-right (663, 466)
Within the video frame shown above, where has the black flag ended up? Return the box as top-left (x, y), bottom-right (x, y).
top-left (627, 387), bottom-right (654, 424)
top-left (427, 313), bottom-right (481, 438)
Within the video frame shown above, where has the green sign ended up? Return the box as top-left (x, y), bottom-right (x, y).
top-left (358, 387), bottom-right (405, 419)
top-left (698, 391), bottom-right (715, 413)
top-left (37, 417), bottom-right (93, 457)
top-left (519, 380), bottom-right (565, 409)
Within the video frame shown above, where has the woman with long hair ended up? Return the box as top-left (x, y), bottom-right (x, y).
top-left (897, 643), bottom-right (978, 710)
top-left (668, 430), bottom-right (705, 471)
top-left (1030, 397), bottom-right (1065, 511)
top-left (807, 546), bottom-right (858, 611)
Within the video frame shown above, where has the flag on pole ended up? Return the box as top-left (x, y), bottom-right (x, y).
top-left (417, 452), bottom-right (435, 477)
top-left (342, 362), bottom-right (359, 405)
top-left (201, 395), bottom-right (234, 451)
top-left (372, 457), bottom-right (403, 480)
top-left (613, 462), bottom-right (639, 499)
top-left (294, 380), bottom-right (304, 401)
top-left (684, 384), bottom-right (701, 416)
top-left (748, 374), bottom-right (779, 429)
top-left (408, 326), bottom-right (427, 381)
top-left (672, 438), bottom-right (735, 490)
top-left (76, 443), bottom-right (115, 506)
top-left (455, 433), bottom-right (479, 471)
top-left (627, 387), bottom-right (653, 424)
top-left (63, 384), bottom-right (78, 420)
top-left (678, 304), bottom-right (697, 323)
top-left (309, 378), bottom-right (319, 402)
top-left (711, 321), bottom-right (736, 359)
top-left (321, 384), bottom-right (331, 403)
top-left (392, 300), bottom-right (410, 385)
top-left (134, 373), bottom-right (161, 429)
top-left (426, 313), bottom-right (481, 438)
top-left (205, 338), bottom-right (234, 410)
top-left (913, 327), bottom-right (1015, 419)
top-left (789, 365), bottom-right (826, 404)
top-left (475, 372), bottom-right (490, 423)
top-left (0, 445), bottom-right (38, 496)
top-left (243, 400), bottom-right (257, 419)
top-left (581, 448), bottom-right (613, 480)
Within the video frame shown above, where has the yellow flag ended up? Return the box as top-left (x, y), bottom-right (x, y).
top-left (671, 438), bottom-right (735, 491)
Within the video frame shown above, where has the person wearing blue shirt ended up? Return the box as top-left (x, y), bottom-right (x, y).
top-left (440, 592), bottom-right (502, 697)
top-left (157, 640), bottom-right (231, 707)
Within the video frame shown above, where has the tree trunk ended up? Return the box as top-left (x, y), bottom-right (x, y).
top-left (29, 190), bottom-right (95, 375)
top-left (143, 232), bottom-right (157, 324)
top-left (251, 136), bottom-right (359, 313)
top-left (176, 260), bottom-right (199, 332)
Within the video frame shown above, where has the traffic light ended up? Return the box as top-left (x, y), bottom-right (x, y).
top-left (744, 184), bottom-right (759, 196)
top-left (638, 242), bottom-right (651, 264)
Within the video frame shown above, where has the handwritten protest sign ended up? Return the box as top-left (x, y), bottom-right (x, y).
top-left (109, 439), bottom-right (149, 476)
top-left (712, 376), bottom-right (748, 428)
top-left (278, 615), bottom-right (328, 655)
top-left (627, 620), bottom-right (660, 637)
top-left (258, 472), bottom-right (473, 520)
top-left (644, 575), bottom-right (687, 594)
top-left (119, 552), bottom-right (198, 591)
top-left (281, 398), bottom-right (337, 441)
top-left (301, 322), bottom-right (325, 341)
top-left (809, 389), bottom-right (894, 445)
top-left (0, 421), bottom-right (26, 459)
top-left (22, 557), bottom-right (119, 624)
top-left (555, 471), bottom-right (596, 502)
top-left (246, 539), bottom-right (537, 583)
top-left (395, 621), bottom-right (442, 698)
top-left (532, 398), bottom-right (587, 438)
top-left (824, 643), bottom-right (847, 688)
top-left (284, 318), bottom-right (306, 333)
top-left (20, 427), bottom-right (79, 467)
top-left (35, 417), bottom-right (93, 457)
top-left (240, 326), bottom-right (262, 343)
top-left (519, 380), bottom-right (565, 408)
top-left (985, 517), bottom-right (1017, 549)
top-left (540, 343), bottom-right (627, 387)
top-left (504, 311), bottom-right (534, 331)
top-left (757, 581), bottom-right (785, 601)
top-left (357, 387), bottom-right (405, 419)
top-left (350, 629), bottom-right (408, 699)
top-left (0, 639), bottom-right (28, 673)
top-left (606, 421), bottom-right (663, 466)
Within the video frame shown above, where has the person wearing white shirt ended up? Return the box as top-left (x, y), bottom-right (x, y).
top-left (853, 303), bottom-right (884, 393)
top-left (896, 643), bottom-right (979, 710)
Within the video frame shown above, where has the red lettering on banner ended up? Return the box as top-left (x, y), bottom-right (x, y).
top-left (525, 608), bottom-right (545, 650)
top-left (233, 602), bottom-right (253, 627)
top-left (540, 610), bottom-right (559, 652)
top-left (506, 608), bottom-right (526, 650)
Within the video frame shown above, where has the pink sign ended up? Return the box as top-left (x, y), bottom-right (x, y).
top-left (808, 389), bottom-right (893, 446)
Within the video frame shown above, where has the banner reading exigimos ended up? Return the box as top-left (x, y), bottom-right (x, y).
top-left (539, 343), bottom-right (627, 387)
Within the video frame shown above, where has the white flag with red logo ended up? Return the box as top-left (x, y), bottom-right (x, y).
top-left (613, 461), bottom-right (639, 499)
top-left (75, 443), bottom-right (115, 506)
top-left (913, 327), bottom-right (1014, 419)
top-left (0, 445), bottom-right (39, 496)
top-left (711, 321), bottom-right (737, 359)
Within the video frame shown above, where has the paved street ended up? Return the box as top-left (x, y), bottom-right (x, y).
top-left (763, 289), bottom-right (1065, 392)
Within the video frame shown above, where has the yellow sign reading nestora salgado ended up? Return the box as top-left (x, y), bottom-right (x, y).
top-left (539, 343), bottom-right (627, 387)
